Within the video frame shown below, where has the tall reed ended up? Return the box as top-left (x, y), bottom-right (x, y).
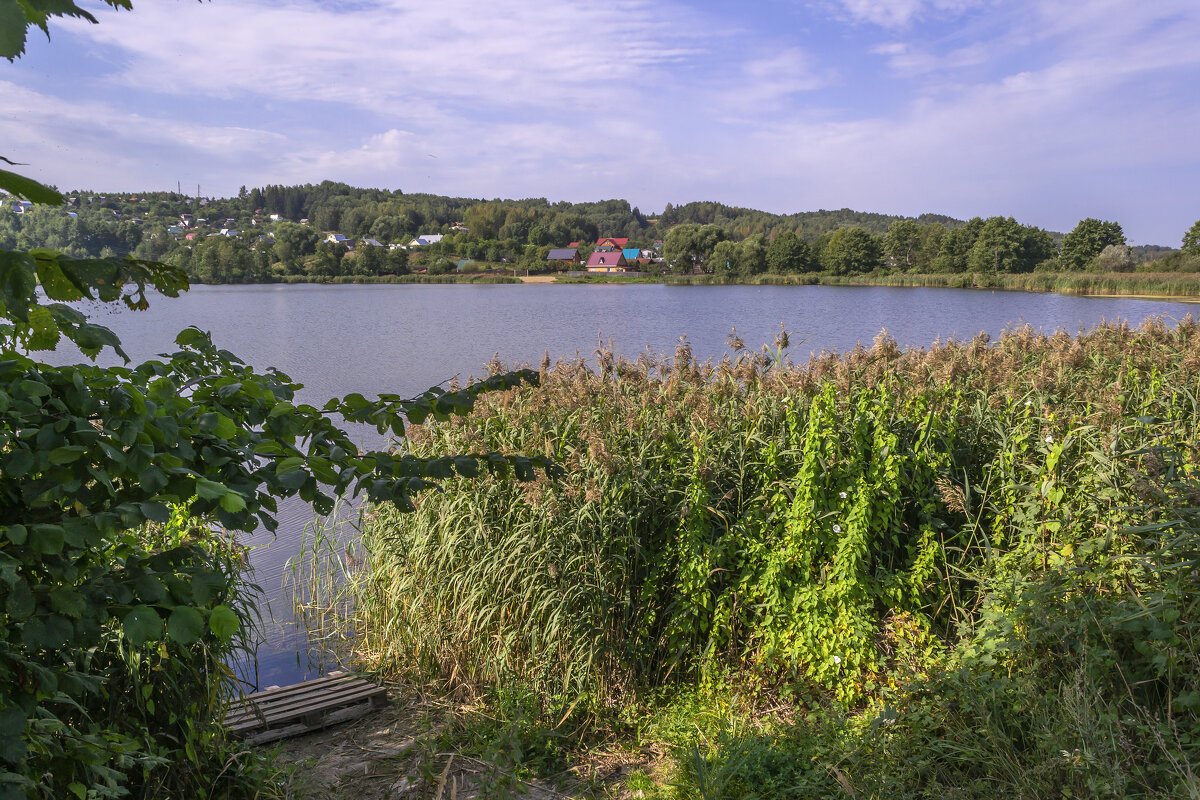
top-left (302, 318), bottom-right (1195, 713)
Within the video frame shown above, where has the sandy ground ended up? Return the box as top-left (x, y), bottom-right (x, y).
top-left (519, 275), bottom-right (558, 283)
top-left (270, 688), bottom-right (661, 800)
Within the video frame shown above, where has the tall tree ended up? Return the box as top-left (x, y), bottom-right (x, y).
top-left (663, 223), bottom-right (727, 273)
top-left (883, 219), bottom-right (922, 270)
top-left (1060, 218), bottom-right (1126, 270)
top-left (736, 233), bottom-right (769, 277)
top-left (822, 227), bottom-right (882, 275)
top-left (968, 216), bottom-right (1053, 274)
top-left (766, 231), bottom-right (813, 274)
top-left (1182, 219), bottom-right (1200, 255)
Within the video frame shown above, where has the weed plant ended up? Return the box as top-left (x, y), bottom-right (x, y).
top-left (304, 317), bottom-right (1200, 797)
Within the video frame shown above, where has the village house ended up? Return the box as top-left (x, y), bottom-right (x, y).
top-left (546, 247), bottom-right (581, 266)
top-left (407, 234), bottom-right (444, 247)
top-left (586, 250), bottom-right (627, 273)
top-left (325, 233), bottom-right (351, 245)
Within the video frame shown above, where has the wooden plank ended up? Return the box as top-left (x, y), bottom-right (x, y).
top-left (223, 671), bottom-right (387, 742)
top-left (225, 683), bottom-right (385, 732)
top-left (223, 675), bottom-right (369, 726)
top-left (225, 679), bottom-right (383, 724)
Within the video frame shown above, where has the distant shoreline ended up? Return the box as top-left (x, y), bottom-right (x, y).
top-left (190, 270), bottom-right (1200, 300)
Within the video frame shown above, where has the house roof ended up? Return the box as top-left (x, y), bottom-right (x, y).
top-left (586, 250), bottom-right (627, 268)
top-left (597, 237), bottom-right (629, 247)
top-left (622, 248), bottom-right (641, 260)
top-left (547, 248), bottom-right (578, 260)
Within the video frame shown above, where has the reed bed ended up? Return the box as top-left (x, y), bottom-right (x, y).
top-left (670, 270), bottom-right (1200, 296)
top-left (299, 318), bottom-right (1200, 797)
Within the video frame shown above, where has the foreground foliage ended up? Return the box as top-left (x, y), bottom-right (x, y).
top-left (311, 318), bottom-right (1200, 797)
top-left (0, 224), bottom-right (550, 800)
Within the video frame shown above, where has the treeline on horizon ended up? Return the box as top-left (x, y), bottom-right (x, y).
top-left (2, 180), bottom-right (1197, 284)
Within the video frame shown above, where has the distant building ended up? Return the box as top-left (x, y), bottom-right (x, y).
top-left (325, 233), bottom-right (350, 245)
top-left (360, 238), bottom-right (385, 247)
top-left (407, 234), bottom-right (444, 247)
top-left (546, 247), bottom-right (580, 265)
top-left (586, 250), bottom-right (627, 273)
top-left (596, 237), bottom-right (629, 250)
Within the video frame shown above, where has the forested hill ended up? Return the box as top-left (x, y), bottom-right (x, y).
top-left (37, 181), bottom-right (963, 247)
top-left (658, 201), bottom-right (962, 239)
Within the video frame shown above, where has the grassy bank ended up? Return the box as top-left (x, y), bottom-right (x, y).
top-left (275, 273), bottom-right (521, 285)
top-left (302, 319), bottom-right (1200, 798)
top-left (658, 270), bottom-right (1200, 297)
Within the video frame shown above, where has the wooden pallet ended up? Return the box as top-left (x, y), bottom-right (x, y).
top-left (223, 670), bottom-right (388, 745)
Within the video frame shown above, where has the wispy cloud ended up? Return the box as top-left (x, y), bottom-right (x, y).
top-left (828, 0), bottom-right (978, 28)
top-left (62, 0), bottom-right (705, 114)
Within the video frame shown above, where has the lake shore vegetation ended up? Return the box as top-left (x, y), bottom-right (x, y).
top-left (301, 318), bottom-right (1200, 798)
top-left (6, 185), bottom-right (1199, 295)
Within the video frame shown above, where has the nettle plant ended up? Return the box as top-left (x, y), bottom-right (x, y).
top-left (0, 177), bottom-right (550, 800)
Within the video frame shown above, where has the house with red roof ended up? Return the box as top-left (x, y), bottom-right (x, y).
top-left (586, 250), bottom-right (627, 273)
top-left (596, 237), bottom-right (629, 250)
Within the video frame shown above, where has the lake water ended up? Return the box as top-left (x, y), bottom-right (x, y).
top-left (43, 283), bottom-right (1197, 687)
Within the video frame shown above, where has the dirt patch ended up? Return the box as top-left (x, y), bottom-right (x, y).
top-left (519, 276), bottom-right (558, 284)
top-left (269, 688), bottom-right (664, 799)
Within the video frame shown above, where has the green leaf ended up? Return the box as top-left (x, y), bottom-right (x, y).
top-left (2, 525), bottom-right (26, 545)
top-left (208, 604), bottom-right (239, 642)
top-left (0, 250), bottom-right (36, 323)
top-left (33, 253), bottom-right (82, 301)
top-left (0, 169), bottom-right (62, 205)
top-left (194, 477), bottom-right (226, 500)
top-left (22, 615), bottom-right (73, 650)
top-left (213, 413), bottom-right (237, 439)
top-left (4, 579), bottom-right (33, 619)
top-left (139, 501), bottom-right (170, 523)
top-left (48, 587), bottom-right (85, 618)
top-left (122, 605), bottom-right (162, 647)
top-left (166, 606), bottom-right (205, 645)
top-left (2, 449), bottom-right (34, 477)
top-left (0, 705), bottom-right (25, 740)
top-left (218, 490), bottom-right (246, 513)
top-left (188, 571), bottom-right (225, 606)
top-left (48, 446), bottom-right (85, 465)
top-left (29, 524), bottom-right (64, 554)
top-left (0, 1), bottom-right (29, 62)
top-left (453, 455), bottom-right (480, 478)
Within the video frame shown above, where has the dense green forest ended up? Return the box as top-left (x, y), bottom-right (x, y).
top-left (5, 183), bottom-right (1197, 284)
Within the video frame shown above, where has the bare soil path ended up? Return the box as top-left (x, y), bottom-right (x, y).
top-left (270, 688), bottom-right (662, 800)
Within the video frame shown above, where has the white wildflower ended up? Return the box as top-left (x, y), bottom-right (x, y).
top-left (833, 655), bottom-right (841, 664)
top-left (1025, 400), bottom-right (1032, 407)
top-left (832, 524), bottom-right (842, 533)
top-left (1045, 435), bottom-right (1054, 443)
top-left (839, 491), bottom-right (847, 499)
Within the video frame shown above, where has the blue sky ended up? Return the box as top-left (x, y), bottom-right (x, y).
top-left (3, 0), bottom-right (1198, 244)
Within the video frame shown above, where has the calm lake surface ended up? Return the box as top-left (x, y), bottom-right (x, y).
top-left (45, 283), bottom-right (1198, 687)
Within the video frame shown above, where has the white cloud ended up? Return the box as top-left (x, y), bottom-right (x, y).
top-left (0, 80), bottom-right (286, 189)
top-left (830, 0), bottom-right (978, 28)
top-left (61, 0), bottom-right (704, 114)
